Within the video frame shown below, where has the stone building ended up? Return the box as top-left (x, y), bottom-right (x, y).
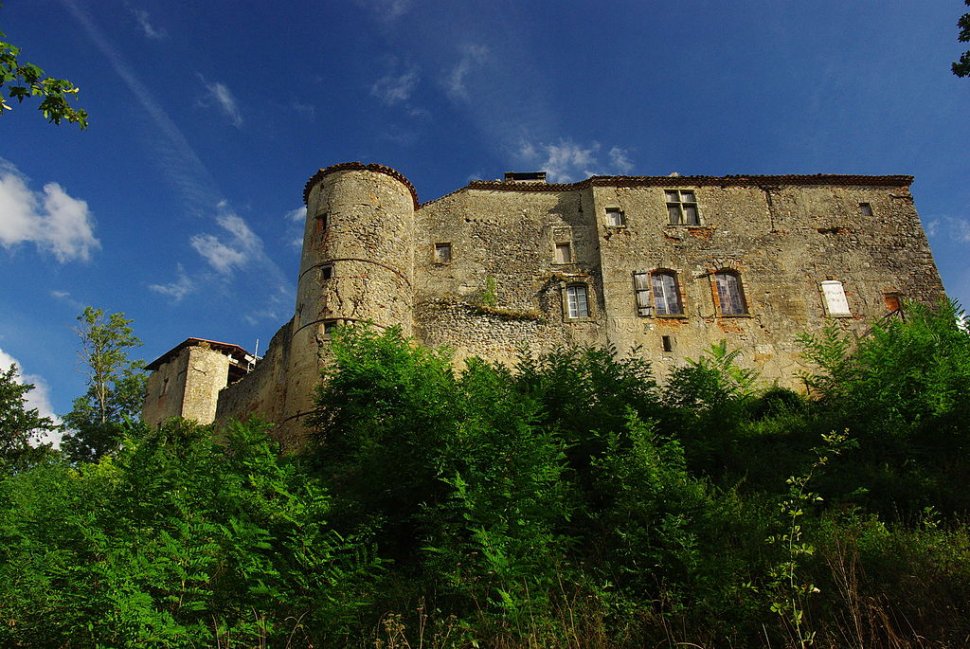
top-left (143, 162), bottom-right (945, 444)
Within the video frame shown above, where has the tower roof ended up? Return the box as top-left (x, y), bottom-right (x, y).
top-left (303, 162), bottom-right (419, 208)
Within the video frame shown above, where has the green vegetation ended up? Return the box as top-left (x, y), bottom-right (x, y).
top-left (0, 10), bottom-right (88, 128)
top-left (62, 307), bottom-right (147, 462)
top-left (2, 301), bottom-right (970, 647)
top-left (954, 0), bottom-right (970, 77)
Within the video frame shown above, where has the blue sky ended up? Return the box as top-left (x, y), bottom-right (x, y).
top-left (1, 0), bottom-right (968, 427)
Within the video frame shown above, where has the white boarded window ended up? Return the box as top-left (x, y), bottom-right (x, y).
top-left (606, 207), bottom-right (626, 227)
top-left (555, 242), bottom-right (572, 264)
top-left (565, 284), bottom-right (590, 318)
top-left (821, 280), bottom-right (850, 316)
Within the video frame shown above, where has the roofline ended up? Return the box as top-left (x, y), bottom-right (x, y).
top-left (303, 162), bottom-right (419, 208)
top-left (146, 337), bottom-right (254, 371)
top-left (419, 173), bottom-right (913, 208)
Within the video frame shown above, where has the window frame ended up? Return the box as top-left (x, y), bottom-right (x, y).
top-left (651, 269), bottom-right (684, 316)
top-left (859, 202), bottom-right (874, 216)
top-left (714, 270), bottom-right (748, 316)
top-left (564, 283), bottom-right (591, 320)
top-left (664, 189), bottom-right (701, 226)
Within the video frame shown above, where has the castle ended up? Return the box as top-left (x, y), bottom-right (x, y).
top-left (143, 162), bottom-right (945, 445)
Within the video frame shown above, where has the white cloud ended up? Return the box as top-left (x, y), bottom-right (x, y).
top-left (926, 215), bottom-right (970, 243)
top-left (131, 8), bottom-right (166, 40)
top-left (516, 139), bottom-right (637, 183)
top-left (609, 146), bottom-right (634, 174)
top-left (198, 76), bottom-right (243, 128)
top-left (371, 69), bottom-right (419, 105)
top-left (149, 264), bottom-right (195, 301)
top-left (284, 205), bottom-right (307, 223)
top-left (445, 44), bottom-right (490, 101)
top-left (190, 206), bottom-right (263, 276)
top-left (0, 161), bottom-right (100, 262)
top-left (0, 348), bottom-right (62, 448)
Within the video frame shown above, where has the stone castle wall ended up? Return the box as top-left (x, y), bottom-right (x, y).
top-left (143, 163), bottom-right (946, 443)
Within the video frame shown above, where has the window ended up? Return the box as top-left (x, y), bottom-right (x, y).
top-left (715, 271), bottom-right (747, 315)
top-left (662, 335), bottom-right (673, 353)
top-left (633, 272), bottom-right (651, 316)
top-left (652, 271), bottom-right (683, 315)
top-left (555, 242), bottom-right (572, 264)
top-left (859, 202), bottom-right (874, 216)
top-left (665, 190), bottom-right (700, 225)
top-left (320, 265), bottom-right (333, 281)
top-left (565, 284), bottom-right (590, 319)
top-left (323, 320), bottom-right (338, 335)
top-left (821, 280), bottom-right (850, 316)
top-left (315, 212), bottom-right (329, 233)
top-left (160, 377), bottom-right (169, 397)
top-left (606, 207), bottom-right (626, 227)
top-left (434, 242), bottom-right (452, 264)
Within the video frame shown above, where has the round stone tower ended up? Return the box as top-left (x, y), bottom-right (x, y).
top-left (281, 163), bottom-right (418, 433)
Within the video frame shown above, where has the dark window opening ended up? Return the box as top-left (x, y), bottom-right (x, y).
top-left (859, 202), bottom-right (874, 216)
top-left (662, 335), bottom-right (673, 353)
top-left (665, 189), bottom-right (700, 225)
top-left (434, 243), bottom-right (452, 264)
top-left (321, 265), bottom-right (333, 281)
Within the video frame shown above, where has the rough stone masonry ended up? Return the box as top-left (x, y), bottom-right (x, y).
top-left (143, 162), bottom-right (946, 446)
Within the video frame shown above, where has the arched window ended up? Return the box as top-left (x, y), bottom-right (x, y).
top-left (565, 284), bottom-right (590, 319)
top-left (715, 271), bottom-right (747, 315)
top-left (652, 270), bottom-right (683, 315)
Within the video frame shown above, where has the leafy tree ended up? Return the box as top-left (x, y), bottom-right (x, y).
top-left (62, 307), bottom-right (147, 462)
top-left (0, 8), bottom-right (88, 127)
top-left (954, 0), bottom-right (970, 77)
top-left (0, 419), bottom-right (376, 647)
top-left (0, 363), bottom-right (58, 469)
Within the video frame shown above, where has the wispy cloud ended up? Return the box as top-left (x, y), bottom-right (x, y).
top-left (517, 139), bottom-right (637, 183)
top-left (148, 264), bottom-right (196, 301)
top-left (609, 146), bottom-right (634, 174)
top-left (445, 44), bottom-right (490, 101)
top-left (290, 100), bottom-right (316, 120)
top-left (926, 215), bottom-right (970, 243)
top-left (284, 206), bottom-right (306, 249)
top-left (50, 289), bottom-right (84, 310)
top-left (0, 161), bottom-right (99, 262)
top-left (131, 8), bottom-right (166, 40)
top-left (0, 348), bottom-right (62, 447)
top-left (371, 68), bottom-right (419, 106)
top-left (198, 75), bottom-right (243, 128)
top-left (63, 0), bottom-right (222, 214)
top-left (190, 203), bottom-right (263, 276)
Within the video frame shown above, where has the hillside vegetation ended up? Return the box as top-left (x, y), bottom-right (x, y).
top-left (2, 302), bottom-right (969, 648)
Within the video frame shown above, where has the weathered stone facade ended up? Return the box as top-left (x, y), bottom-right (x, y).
top-left (143, 163), bottom-right (945, 445)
